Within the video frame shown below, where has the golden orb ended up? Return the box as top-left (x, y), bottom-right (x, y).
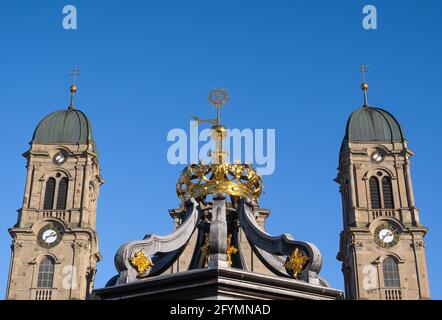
top-left (70, 84), bottom-right (77, 93)
top-left (210, 125), bottom-right (228, 139)
top-left (361, 82), bottom-right (368, 91)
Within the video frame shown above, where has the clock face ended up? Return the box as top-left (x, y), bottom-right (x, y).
top-left (37, 224), bottom-right (63, 248)
top-left (53, 151), bottom-right (68, 165)
top-left (371, 151), bottom-right (384, 163)
top-left (42, 229), bottom-right (58, 244)
top-left (374, 223), bottom-right (399, 248)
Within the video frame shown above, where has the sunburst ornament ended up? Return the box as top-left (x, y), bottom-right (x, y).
top-left (209, 88), bottom-right (229, 107)
top-left (129, 250), bottom-right (154, 275)
top-left (284, 248), bottom-right (309, 278)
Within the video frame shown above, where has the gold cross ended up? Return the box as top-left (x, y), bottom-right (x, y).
top-left (69, 66), bottom-right (80, 85)
top-left (358, 64), bottom-right (368, 82)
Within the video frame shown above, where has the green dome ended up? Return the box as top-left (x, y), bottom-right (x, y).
top-left (344, 106), bottom-right (405, 142)
top-left (32, 108), bottom-right (94, 144)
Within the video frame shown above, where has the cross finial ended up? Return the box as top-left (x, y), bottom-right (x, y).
top-left (357, 64), bottom-right (369, 107)
top-left (191, 89), bottom-right (229, 164)
top-left (68, 66), bottom-right (80, 109)
top-left (70, 66), bottom-right (80, 85)
top-left (358, 64), bottom-right (368, 83)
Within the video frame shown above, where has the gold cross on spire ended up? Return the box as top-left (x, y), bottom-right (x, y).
top-left (68, 66), bottom-right (80, 109)
top-left (70, 66), bottom-right (80, 85)
top-left (357, 64), bottom-right (369, 107)
top-left (358, 64), bottom-right (368, 83)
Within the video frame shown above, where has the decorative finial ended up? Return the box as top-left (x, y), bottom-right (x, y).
top-left (358, 64), bottom-right (369, 107)
top-left (68, 66), bottom-right (80, 109)
top-left (192, 88), bottom-right (229, 164)
top-left (177, 89), bottom-right (263, 203)
top-left (208, 88), bottom-right (229, 126)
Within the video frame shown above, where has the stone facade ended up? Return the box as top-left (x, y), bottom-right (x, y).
top-left (6, 141), bottom-right (103, 300)
top-left (336, 139), bottom-right (431, 300)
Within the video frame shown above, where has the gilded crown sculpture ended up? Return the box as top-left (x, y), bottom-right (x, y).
top-left (176, 88), bottom-right (262, 203)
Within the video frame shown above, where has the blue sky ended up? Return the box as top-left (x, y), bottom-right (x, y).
top-left (0, 0), bottom-right (441, 298)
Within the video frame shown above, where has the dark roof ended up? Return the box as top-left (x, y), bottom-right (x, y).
top-left (344, 106), bottom-right (405, 142)
top-left (32, 108), bottom-right (94, 144)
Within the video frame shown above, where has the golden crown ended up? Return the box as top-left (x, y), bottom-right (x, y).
top-left (176, 89), bottom-right (263, 203)
top-left (176, 162), bottom-right (263, 202)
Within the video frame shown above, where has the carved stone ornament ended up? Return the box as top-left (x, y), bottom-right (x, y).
top-left (350, 239), bottom-right (364, 249)
top-left (411, 240), bottom-right (424, 249)
top-left (72, 241), bottom-right (89, 250)
top-left (11, 240), bottom-right (23, 250)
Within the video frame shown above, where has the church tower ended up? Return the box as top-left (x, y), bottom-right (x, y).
top-left (336, 66), bottom-right (430, 300)
top-left (6, 72), bottom-right (103, 300)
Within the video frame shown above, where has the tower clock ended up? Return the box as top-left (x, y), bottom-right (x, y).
top-left (6, 80), bottom-right (103, 300)
top-left (335, 77), bottom-right (430, 300)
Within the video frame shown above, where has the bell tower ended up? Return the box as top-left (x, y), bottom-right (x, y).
top-left (336, 66), bottom-right (430, 300)
top-left (6, 71), bottom-right (103, 300)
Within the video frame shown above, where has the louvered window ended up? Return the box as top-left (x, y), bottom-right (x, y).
top-left (56, 178), bottom-right (68, 210)
top-left (43, 178), bottom-right (56, 210)
top-left (369, 177), bottom-right (381, 209)
top-left (382, 176), bottom-right (394, 209)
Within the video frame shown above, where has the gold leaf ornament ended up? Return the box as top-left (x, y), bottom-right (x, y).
top-left (130, 250), bottom-right (154, 275)
top-left (227, 234), bottom-right (238, 267)
top-left (284, 248), bottom-right (309, 278)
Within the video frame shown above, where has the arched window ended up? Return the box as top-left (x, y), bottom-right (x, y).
top-left (383, 256), bottom-right (400, 288)
top-left (369, 177), bottom-right (381, 209)
top-left (382, 176), bottom-right (394, 209)
top-left (56, 177), bottom-right (69, 210)
top-left (43, 178), bottom-right (56, 210)
top-left (37, 257), bottom-right (55, 288)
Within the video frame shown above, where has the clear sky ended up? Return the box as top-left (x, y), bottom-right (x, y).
top-left (0, 0), bottom-right (441, 298)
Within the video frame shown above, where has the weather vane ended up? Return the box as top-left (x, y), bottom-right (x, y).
top-left (68, 66), bottom-right (80, 109)
top-left (357, 64), bottom-right (369, 106)
top-left (191, 88), bottom-right (229, 126)
top-left (191, 88), bottom-right (229, 164)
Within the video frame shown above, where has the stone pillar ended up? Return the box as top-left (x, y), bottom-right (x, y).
top-left (208, 193), bottom-right (229, 268)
